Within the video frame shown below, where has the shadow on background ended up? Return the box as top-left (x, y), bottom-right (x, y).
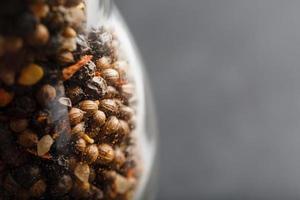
top-left (117, 1), bottom-right (300, 199)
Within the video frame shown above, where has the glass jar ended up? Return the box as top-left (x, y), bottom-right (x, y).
top-left (0, 0), bottom-right (157, 199)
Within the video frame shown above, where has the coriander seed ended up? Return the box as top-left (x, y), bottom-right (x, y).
top-left (102, 68), bottom-right (120, 84)
top-left (84, 144), bottom-right (99, 163)
top-left (69, 108), bottom-right (85, 126)
top-left (100, 99), bottom-right (118, 114)
top-left (97, 143), bottom-right (115, 164)
top-left (96, 56), bottom-right (111, 69)
top-left (63, 27), bottom-right (77, 38)
top-left (79, 100), bottom-right (98, 112)
top-left (92, 110), bottom-right (106, 126)
top-left (104, 116), bottom-right (120, 134)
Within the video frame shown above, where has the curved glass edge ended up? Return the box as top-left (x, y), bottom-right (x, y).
top-left (87, 1), bottom-right (158, 199)
top-left (87, 0), bottom-right (111, 28)
top-left (109, 5), bottom-right (158, 200)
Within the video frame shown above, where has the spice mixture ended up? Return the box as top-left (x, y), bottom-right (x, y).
top-left (0, 0), bottom-right (139, 199)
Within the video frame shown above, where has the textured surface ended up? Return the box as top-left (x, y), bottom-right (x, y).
top-left (116, 1), bottom-right (300, 199)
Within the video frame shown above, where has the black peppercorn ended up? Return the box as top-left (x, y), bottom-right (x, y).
top-left (66, 86), bottom-right (84, 104)
top-left (71, 61), bottom-right (96, 83)
top-left (85, 76), bottom-right (107, 99)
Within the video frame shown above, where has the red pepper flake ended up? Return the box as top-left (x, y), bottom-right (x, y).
top-left (62, 55), bottom-right (93, 80)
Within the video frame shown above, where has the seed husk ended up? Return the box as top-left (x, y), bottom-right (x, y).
top-left (74, 163), bottom-right (90, 183)
top-left (37, 135), bottom-right (54, 156)
top-left (58, 97), bottom-right (72, 107)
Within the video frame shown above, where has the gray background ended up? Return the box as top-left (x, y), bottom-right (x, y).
top-left (116, 1), bottom-right (300, 199)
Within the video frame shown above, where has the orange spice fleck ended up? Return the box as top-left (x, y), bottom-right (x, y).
top-left (62, 55), bottom-right (93, 80)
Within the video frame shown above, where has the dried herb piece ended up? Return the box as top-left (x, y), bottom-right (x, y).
top-left (62, 55), bottom-right (93, 80)
top-left (37, 135), bottom-right (54, 156)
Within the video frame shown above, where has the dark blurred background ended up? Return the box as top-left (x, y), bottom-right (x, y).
top-left (116, 1), bottom-right (300, 200)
